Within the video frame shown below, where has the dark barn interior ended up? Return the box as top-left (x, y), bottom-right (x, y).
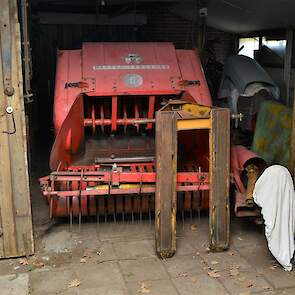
top-left (1, 1), bottom-right (295, 294)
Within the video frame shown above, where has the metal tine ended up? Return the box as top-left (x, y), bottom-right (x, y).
top-left (96, 195), bottom-right (100, 225)
top-left (123, 98), bottom-right (127, 135)
top-left (134, 102), bottom-right (139, 133)
top-left (198, 191), bottom-right (202, 223)
top-left (122, 196), bottom-right (125, 224)
top-left (100, 103), bottom-right (105, 134)
top-left (139, 166), bottom-right (144, 224)
top-left (181, 192), bottom-right (185, 228)
top-left (91, 102), bottom-right (96, 135)
top-left (148, 195), bottom-right (152, 226)
top-left (131, 196), bottom-right (134, 224)
top-left (112, 196), bottom-right (116, 224)
top-left (69, 210), bottom-right (73, 232)
top-left (78, 212), bottom-right (82, 233)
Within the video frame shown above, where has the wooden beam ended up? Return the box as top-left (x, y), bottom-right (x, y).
top-left (0, 0), bottom-right (34, 258)
top-left (209, 108), bottom-right (230, 251)
top-left (155, 111), bottom-right (177, 258)
top-left (284, 29), bottom-right (293, 106)
top-left (289, 85), bottom-right (295, 176)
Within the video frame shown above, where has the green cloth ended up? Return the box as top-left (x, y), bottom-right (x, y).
top-left (252, 100), bottom-right (292, 166)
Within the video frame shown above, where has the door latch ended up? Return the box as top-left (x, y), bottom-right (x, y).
top-left (2, 106), bottom-right (16, 135)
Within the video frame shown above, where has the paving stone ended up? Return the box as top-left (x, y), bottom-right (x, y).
top-left (237, 245), bottom-right (278, 271)
top-left (119, 258), bottom-right (169, 282)
top-left (74, 261), bottom-right (124, 288)
top-left (0, 259), bottom-right (18, 276)
top-left (0, 274), bottom-right (29, 295)
top-left (172, 273), bottom-right (229, 295)
top-left (174, 238), bottom-right (196, 256)
top-left (71, 240), bottom-right (116, 265)
top-left (238, 246), bottom-right (295, 289)
top-left (98, 221), bottom-right (153, 241)
top-left (218, 270), bottom-right (273, 294)
top-left (161, 254), bottom-right (206, 277)
top-left (42, 228), bottom-right (74, 253)
top-left (177, 218), bottom-right (209, 238)
top-left (277, 288), bottom-right (295, 294)
top-left (77, 283), bottom-right (128, 295)
top-left (256, 269), bottom-right (295, 289)
top-left (230, 221), bottom-right (267, 249)
top-left (126, 279), bottom-right (179, 295)
top-left (30, 268), bottom-right (75, 294)
top-left (185, 234), bottom-right (210, 254)
top-left (113, 239), bottom-right (156, 259)
top-left (201, 249), bottom-right (252, 272)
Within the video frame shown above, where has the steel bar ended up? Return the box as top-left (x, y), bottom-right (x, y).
top-left (84, 118), bottom-right (155, 126)
top-left (147, 96), bottom-right (155, 130)
top-left (111, 96), bottom-right (117, 132)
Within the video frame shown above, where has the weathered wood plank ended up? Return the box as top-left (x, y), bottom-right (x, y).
top-left (0, 0), bottom-right (19, 257)
top-left (209, 108), bottom-right (230, 251)
top-left (0, 0), bottom-right (34, 258)
top-left (290, 90), bottom-right (295, 176)
top-left (155, 111), bottom-right (177, 258)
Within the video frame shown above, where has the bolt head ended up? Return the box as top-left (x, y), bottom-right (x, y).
top-left (6, 106), bottom-right (13, 114)
top-left (4, 86), bottom-right (14, 96)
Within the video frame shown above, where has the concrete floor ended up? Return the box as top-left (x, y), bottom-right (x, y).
top-left (1, 214), bottom-right (295, 295)
top-left (1, 176), bottom-right (295, 294)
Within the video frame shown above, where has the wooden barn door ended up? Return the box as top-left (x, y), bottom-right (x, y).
top-left (0, 0), bottom-right (34, 257)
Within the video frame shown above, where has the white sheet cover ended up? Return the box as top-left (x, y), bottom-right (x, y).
top-left (253, 165), bottom-right (295, 271)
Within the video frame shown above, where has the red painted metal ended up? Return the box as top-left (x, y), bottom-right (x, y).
top-left (231, 145), bottom-right (263, 193)
top-left (111, 96), bottom-right (118, 132)
top-left (41, 42), bottom-right (217, 218)
top-left (147, 95), bottom-right (155, 130)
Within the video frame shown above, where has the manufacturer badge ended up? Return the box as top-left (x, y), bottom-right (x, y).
top-left (123, 74), bottom-right (143, 88)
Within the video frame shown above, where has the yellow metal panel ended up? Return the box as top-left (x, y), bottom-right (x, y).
top-left (181, 104), bottom-right (211, 118)
top-left (177, 118), bottom-right (211, 131)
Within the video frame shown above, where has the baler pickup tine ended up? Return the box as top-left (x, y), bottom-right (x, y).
top-left (96, 212), bottom-right (99, 225)
top-left (100, 103), bottom-right (104, 134)
top-left (78, 212), bottom-right (82, 232)
top-left (69, 210), bottom-right (73, 232)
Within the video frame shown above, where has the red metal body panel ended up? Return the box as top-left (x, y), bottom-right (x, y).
top-left (50, 95), bottom-right (84, 170)
top-left (51, 42), bottom-right (212, 170)
top-left (53, 43), bottom-right (211, 138)
top-left (83, 42), bottom-right (184, 96)
top-left (53, 50), bottom-right (82, 134)
top-left (176, 50), bottom-right (211, 106)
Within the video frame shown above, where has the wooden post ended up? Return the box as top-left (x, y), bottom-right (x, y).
top-left (155, 111), bottom-right (177, 258)
top-left (209, 108), bottom-right (230, 251)
top-left (284, 29), bottom-right (293, 106)
top-left (0, 0), bottom-right (34, 257)
top-left (289, 87), bottom-right (295, 176)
